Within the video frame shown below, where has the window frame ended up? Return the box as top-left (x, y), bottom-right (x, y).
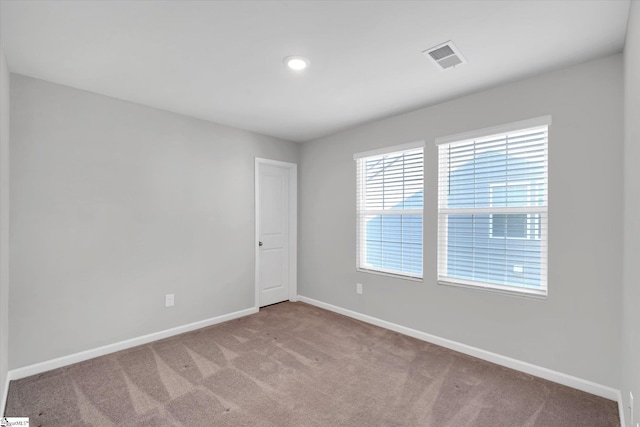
top-left (354, 141), bottom-right (425, 281)
top-left (435, 116), bottom-right (550, 298)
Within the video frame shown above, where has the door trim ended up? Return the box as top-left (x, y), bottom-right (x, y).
top-left (255, 158), bottom-right (297, 309)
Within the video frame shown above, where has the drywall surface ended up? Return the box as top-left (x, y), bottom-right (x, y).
top-left (300, 54), bottom-right (623, 388)
top-left (0, 44), bottom-right (10, 411)
top-left (9, 75), bottom-right (299, 368)
top-left (623, 1), bottom-right (640, 424)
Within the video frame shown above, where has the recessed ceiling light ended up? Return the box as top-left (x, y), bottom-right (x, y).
top-left (284, 55), bottom-right (310, 71)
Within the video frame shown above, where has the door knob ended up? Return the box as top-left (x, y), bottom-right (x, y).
top-left (259, 241), bottom-right (263, 247)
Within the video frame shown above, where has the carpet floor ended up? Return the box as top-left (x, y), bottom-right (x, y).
top-left (5, 301), bottom-right (619, 426)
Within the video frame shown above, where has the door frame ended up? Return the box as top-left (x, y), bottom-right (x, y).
top-left (254, 157), bottom-right (297, 309)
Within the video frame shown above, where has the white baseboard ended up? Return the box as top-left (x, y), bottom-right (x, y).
top-left (617, 390), bottom-right (626, 427)
top-left (7, 306), bottom-right (258, 382)
top-left (1, 371), bottom-right (9, 416)
top-left (297, 296), bottom-right (621, 403)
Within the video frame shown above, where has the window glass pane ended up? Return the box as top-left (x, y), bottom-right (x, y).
top-left (491, 214), bottom-right (527, 239)
top-left (365, 215), bottom-right (422, 275)
top-left (444, 131), bottom-right (547, 210)
top-left (447, 214), bottom-right (542, 289)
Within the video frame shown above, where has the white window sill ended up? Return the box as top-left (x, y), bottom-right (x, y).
top-left (437, 279), bottom-right (547, 299)
top-left (357, 267), bottom-right (423, 283)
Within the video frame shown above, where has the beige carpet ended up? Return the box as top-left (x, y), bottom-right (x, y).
top-left (4, 301), bottom-right (619, 426)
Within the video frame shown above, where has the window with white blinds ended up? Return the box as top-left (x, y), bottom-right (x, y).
top-left (354, 142), bottom-right (424, 280)
top-left (436, 116), bottom-right (550, 296)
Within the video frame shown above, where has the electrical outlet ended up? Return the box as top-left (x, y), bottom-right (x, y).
top-left (356, 283), bottom-right (363, 294)
top-left (631, 392), bottom-right (634, 425)
top-left (165, 294), bottom-right (175, 307)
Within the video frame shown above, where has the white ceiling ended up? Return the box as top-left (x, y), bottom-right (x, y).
top-left (0, 0), bottom-right (631, 143)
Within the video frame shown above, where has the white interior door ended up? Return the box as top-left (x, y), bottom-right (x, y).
top-left (256, 159), bottom-right (296, 307)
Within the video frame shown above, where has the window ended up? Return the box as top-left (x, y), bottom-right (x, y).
top-left (355, 142), bottom-right (424, 280)
top-left (436, 116), bottom-right (550, 296)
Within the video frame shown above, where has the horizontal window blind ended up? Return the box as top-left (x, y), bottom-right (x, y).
top-left (356, 144), bottom-right (424, 279)
top-left (437, 122), bottom-right (549, 295)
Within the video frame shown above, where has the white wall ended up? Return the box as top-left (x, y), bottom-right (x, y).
top-left (0, 44), bottom-right (10, 413)
top-left (623, 1), bottom-right (640, 424)
top-left (9, 74), bottom-right (299, 368)
top-left (300, 54), bottom-right (624, 388)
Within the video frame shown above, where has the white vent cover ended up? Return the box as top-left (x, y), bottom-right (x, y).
top-left (423, 41), bottom-right (466, 71)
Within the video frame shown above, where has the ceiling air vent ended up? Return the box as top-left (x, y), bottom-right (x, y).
top-left (423, 41), bottom-right (466, 71)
